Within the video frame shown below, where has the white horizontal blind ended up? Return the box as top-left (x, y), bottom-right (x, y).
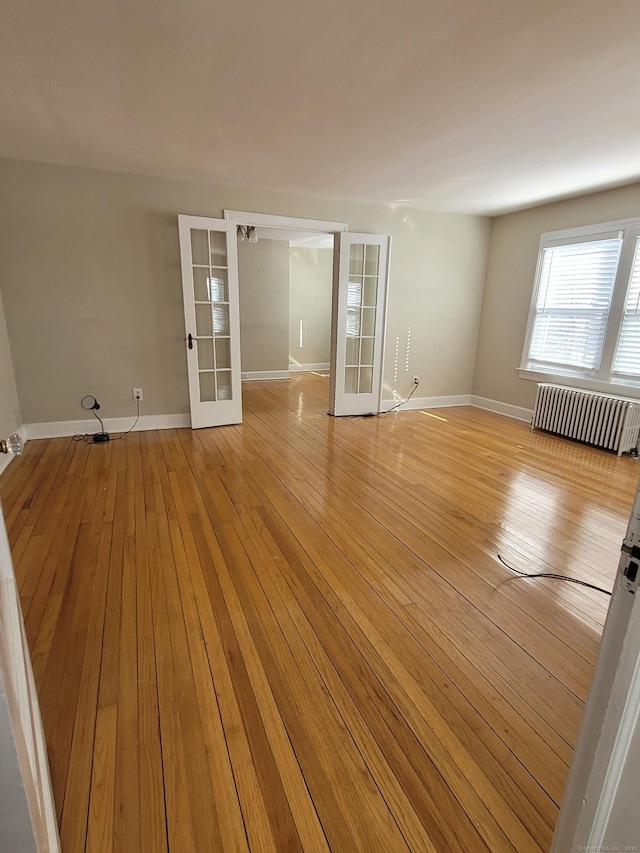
top-left (613, 239), bottom-right (640, 377)
top-left (529, 237), bottom-right (622, 371)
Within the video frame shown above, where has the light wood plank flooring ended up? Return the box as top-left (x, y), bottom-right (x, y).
top-left (2, 373), bottom-right (639, 852)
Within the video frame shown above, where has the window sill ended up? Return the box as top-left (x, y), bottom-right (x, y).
top-left (518, 368), bottom-right (640, 400)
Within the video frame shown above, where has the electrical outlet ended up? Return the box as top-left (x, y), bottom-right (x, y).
top-left (133, 388), bottom-right (143, 402)
top-left (412, 375), bottom-right (420, 385)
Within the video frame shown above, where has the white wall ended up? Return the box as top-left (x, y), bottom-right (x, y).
top-left (238, 239), bottom-right (290, 373)
top-left (0, 158), bottom-right (491, 426)
top-left (289, 246), bottom-right (332, 369)
top-left (473, 180), bottom-right (640, 410)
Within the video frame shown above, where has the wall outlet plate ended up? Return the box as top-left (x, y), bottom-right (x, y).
top-left (133, 388), bottom-right (143, 401)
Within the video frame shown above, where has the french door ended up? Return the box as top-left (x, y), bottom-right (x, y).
top-left (178, 215), bottom-right (242, 428)
top-left (329, 233), bottom-right (391, 416)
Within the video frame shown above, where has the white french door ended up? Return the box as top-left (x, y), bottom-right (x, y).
top-left (178, 215), bottom-right (242, 428)
top-left (329, 232), bottom-right (391, 416)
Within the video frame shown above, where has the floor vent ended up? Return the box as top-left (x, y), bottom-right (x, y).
top-left (532, 383), bottom-right (640, 455)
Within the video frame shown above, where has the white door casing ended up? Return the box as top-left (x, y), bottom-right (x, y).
top-left (329, 232), bottom-right (391, 416)
top-left (178, 215), bottom-right (242, 429)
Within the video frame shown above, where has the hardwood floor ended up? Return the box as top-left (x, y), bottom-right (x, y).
top-left (2, 372), bottom-right (639, 852)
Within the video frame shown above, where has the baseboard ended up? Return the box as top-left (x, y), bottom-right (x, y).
top-left (241, 371), bottom-right (290, 381)
top-left (24, 413), bottom-right (191, 440)
top-left (381, 394), bottom-right (472, 412)
top-left (15, 395), bottom-right (534, 443)
top-left (289, 363), bottom-right (330, 373)
top-left (470, 395), bottom-right (533, 423)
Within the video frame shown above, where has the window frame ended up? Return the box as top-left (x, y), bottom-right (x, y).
top-left (519, 216), bottom-right (640, 394)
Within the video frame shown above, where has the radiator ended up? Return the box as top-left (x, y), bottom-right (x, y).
top-left (532, 383), bottom-right (640, 456)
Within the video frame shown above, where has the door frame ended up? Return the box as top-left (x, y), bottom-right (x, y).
top-left (225, 211), bottom-right (392, 413)
top-left (224, 210), bottom-right (348, 236)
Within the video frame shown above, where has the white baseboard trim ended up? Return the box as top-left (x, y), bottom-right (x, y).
top-left (470, 395), bottom-right (533, 423)
top-left (382, 394), bottom-right (472, 412)
top-left (241, 370), bottom-right (290, 381)
top-left (13, 395), bottom-right (534, 444)
top-left (289, 363), bottom-right (330, 373)
top-left (24, 413), bottom-right (191, 440)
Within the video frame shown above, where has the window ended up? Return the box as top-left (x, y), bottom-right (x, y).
top-left (520, 218), bottom-right (640, 390)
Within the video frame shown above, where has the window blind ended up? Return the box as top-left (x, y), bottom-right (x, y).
top-left (529, 237), bottom-right (622, 371)
top-left (613, 238), bottom-right (640, 377)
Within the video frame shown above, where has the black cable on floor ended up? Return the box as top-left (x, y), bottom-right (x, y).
top-left (497, 553), bottom-right (612, 596)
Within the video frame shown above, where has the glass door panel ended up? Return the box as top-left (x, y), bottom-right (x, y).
top-left (329, 233), bottom-right (390, 416)
top-left (178, 215), bottom-right (242, 427)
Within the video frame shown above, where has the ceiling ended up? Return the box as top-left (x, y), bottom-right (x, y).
top-left (2, 0), bottom-right (640, 216)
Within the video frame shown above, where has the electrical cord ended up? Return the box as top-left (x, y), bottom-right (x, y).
top-left (382, 380), bottom-right (420, 414)
top-left (497, 553), bottom-right (612, 596)
top-left (110, 400), bottom-right (140, 441)
top-left (328, 380), bottom-right (421, 419)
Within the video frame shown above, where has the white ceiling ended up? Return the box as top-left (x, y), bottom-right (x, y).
top-left (2, 0), bottom-right (640, 216)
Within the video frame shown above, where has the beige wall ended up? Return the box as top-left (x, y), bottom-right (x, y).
top-left (473, 181), bottom-right (640, 410)
top-left (238, 239), bottom-right (290, 373)
top-left (0, 290), bottom-right (21, 439)
top-left (0, 157), bottom-right (491, 424)
top-left (289, 247), bottom-right (332, 368)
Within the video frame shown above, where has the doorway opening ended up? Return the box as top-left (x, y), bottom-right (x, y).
top-left (178, 211), bottom-right (390, 428)
top-left (225, 211), bottom-right (346, 412)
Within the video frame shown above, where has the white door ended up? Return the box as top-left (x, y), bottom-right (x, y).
top-left (0, 501), bottom-right (60, 851)
top-left (329, 233), bottom-right (391, 416)
top-left (178, 215), bottom-right (242, 428)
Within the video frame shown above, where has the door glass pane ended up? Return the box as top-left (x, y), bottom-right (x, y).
top-left (347, 279), bottom-right (362, 307)
top-left (361, 307), bottom-right (376, 337)
top-left (209, 271), bottom-right (229, 303)
top-left (359, 367), bottom-right (373, 393)
top-left (191, 230), bottom-right (209, 265)
top-left (209, 231), bottom-right (227, 266)
top-left (199, 372), bottom-right (216, 402)
top-left (363, 277), bottom-right (378, 306)
top-left (346, 308), bottom-right (360, 337)
top-left (195, 304), bottom-right (213, 337)
top-left (349, 243), bottom-right (364, 275)
top-left (360, 338), bottom-right (374, 366)
top-left (364, 245), bottom-right (380, 276)
top-left (193, 267), bottom-right (211, 302)
top-left (215, 338), bottom-right (231, 369)
top-left (197, 338), bottom-right (215, 370)
top-left (344, 367), bottom-right (358, 394)
top-left (345, 337), bottom-right (360, 365)
top-left (217, 371), bottom-right (233, 400)
top-left (212, 305), bottom-right (230, 335)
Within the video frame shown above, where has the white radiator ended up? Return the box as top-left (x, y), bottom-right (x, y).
top-left (532, 384), bottom-right (640, 456)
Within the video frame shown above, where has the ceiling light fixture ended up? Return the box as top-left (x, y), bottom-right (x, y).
top-left (237, 225), bottom-right (258, 243)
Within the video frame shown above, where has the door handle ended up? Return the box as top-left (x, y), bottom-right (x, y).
top-left (187, 333), bottom-right (197, 349)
